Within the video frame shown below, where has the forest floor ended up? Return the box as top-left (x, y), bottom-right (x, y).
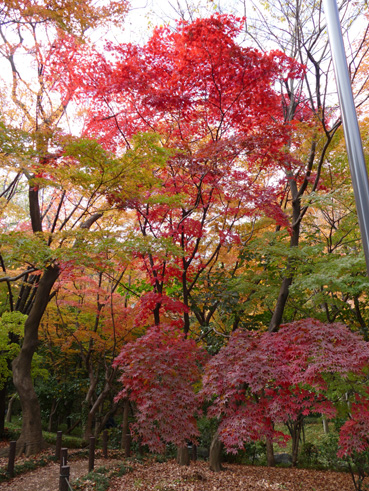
top-left (108, 459), bottom-right (355, 491)
top-left (0, 453), bottom-right (359, 491)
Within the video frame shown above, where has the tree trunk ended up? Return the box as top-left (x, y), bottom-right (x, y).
top-left (47, 399), bottom-right (59, 432)
top-left (121, 399), bottom-right (130, 449)
top-left (65, 419), bottom-right (81, 435)
top-left (322, 415), bottom-right (329, 434)
top-left (269, 277), bottom-right (293, 332)
top-left (95, 402), bottom-right (118, 437)
top-left (269, 142), bottom-right (317, 332)
top-left (269, 187), bottom-right (301, 333)
top-left (83, 409), bottom-right (95, 442)
top-left (5, 394), bottom-right (17, 423)
top-left (83, 368), bottom-right (116, 442)
top-left (209, 432), bottom-right (223, 472)
top-left (82, 362), bottom-right (98, 441)
top-left (291, 431), bottom-right (299, 467)
top-left (12, 265), bottom-right (59, 456)
top-left (288, 415), bottom-right (304, 467)
top-left (266, 438), bottom-right (275, 467)
top-left (177, 445), bottom-right (190, 466)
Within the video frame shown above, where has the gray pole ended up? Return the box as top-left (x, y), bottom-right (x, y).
top-left (323, 0), bottom-right (369, 276)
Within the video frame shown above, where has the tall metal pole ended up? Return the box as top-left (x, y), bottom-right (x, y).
top-left (323, 0), bottom-right (369, 276)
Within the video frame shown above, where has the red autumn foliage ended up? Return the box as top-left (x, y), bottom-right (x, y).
top-left (133, 292), bottom-right (189, 328)
top-left (79, 15), bottom-right (305, 153)
top-left (202, 319), bottom-right (369, 454)
top-left (113, 324), bottom-right (208, 452)
top-left (68, 14), bottom-right (308, 335)
top-left (40, 15), bottom-right (369, 467)
top-left (338, 391), bottom-right (369, 457)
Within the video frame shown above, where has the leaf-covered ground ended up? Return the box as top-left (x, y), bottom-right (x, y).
top-left (109, 460), bottom-right (355, 491)
top-left (0, 449), bottom-right (357, 490)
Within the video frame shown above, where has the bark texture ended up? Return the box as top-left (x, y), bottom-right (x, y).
top-left (287, 415), bottom-right (304, 467)
top-left (12, 265), bottom-right (60, 456)
top-left (269, 170), bottom-right (301, 332)
top-left (266, 438), bottom-right (275, 467)
top-left (266, 439), bottom-right (275, 467)
top-left (177, 446), bottom-right (190, 466)
top-left (209, 432), bottom-right (223, 472)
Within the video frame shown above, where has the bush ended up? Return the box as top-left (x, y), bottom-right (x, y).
top-left (104, 426), bottom-right (122, 450)
top-left (316, 433), bottom-right (342, 469)
top-left (197, 417), bottom-right (218, 450)
top-left (43, 431), bottom-right (83, 449)
top-left (299, 442), bottom-right (319, 466)
top-left (3, 425), bottom-right (21, 441)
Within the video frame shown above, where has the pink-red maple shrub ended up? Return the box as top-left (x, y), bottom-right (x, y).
top-left (113, 324), bottom-right (208, 452)
top-left (338, 391), bottom-right (369, 458)
top-left (202, 319), bottom-right (369, 454)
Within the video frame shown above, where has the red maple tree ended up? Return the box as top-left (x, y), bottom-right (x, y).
top-left (113, 323), bottom-right (207, 452)
top-left (71, 15), bottom-right (310, 459)
top-left (202, 319), bottom-right (369, 465)
top-left (71, 14), bottom-right (306, 334)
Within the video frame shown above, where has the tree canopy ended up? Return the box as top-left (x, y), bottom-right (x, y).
top-left (2, 1), bottom-right (369, 477)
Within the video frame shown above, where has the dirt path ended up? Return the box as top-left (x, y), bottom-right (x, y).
top-left (0, 457), bottom-right (114, 491)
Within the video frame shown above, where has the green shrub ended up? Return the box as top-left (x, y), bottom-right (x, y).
top-left (104, 426), bottom-right (122, 449)
top-left (315, 433), bottom-right (345, 470)
top-left (197, 416), bottom-right (217, 450)
top-left (43, 431), bottom-right (83, 449)
top-left (299, 442), bottom-right (319, 466)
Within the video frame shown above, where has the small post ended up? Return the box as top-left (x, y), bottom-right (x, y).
top-left (60, 448), bottom-right (68, 468)
top-left (55, 431), bottom-right (62, 460)
top-left (59, 465), bottom-right (70, 491)
top-left (89, 436), bottom-right (95, 472)
top-left (124, 433), bottom-right (131, 458)
top-left (7, 441), bottom-right (16, 477)
top-left (102, 430), bottom-right (108, 458)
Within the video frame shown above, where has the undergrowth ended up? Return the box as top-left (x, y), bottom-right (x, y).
top-left (72, 463), bottom-right (133, 491)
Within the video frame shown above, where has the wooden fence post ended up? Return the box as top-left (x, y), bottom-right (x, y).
top-left (7, 441), bottom-right (16, 477)
top-left (89, 436), bottom-right (95, 472)
top-left (59, 465), bottom-right (70, 491)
